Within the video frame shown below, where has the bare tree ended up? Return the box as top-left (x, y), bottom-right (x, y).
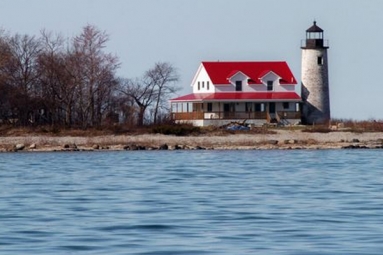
top-left (145, 62), bottom-right (179, 124)
top-left (37, 30), bottom-right (67, 125)
top-left (0, 31), bottom-right (12, 122)
top-left (0, 26), bottom-right (180, 129)
top-left (119, 77), bottom-right (156, 126)
top-left (72, 25), bottom-right (120, 127)
top-left (119, 62), bottom-right (179, 126)
top-left (6, 34), bottom-right (42, 95)
top-left (0, 33), bottom-right (42, 125)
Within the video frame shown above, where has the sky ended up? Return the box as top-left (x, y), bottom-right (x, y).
top-left (1, 0), bottom-right (382, 120)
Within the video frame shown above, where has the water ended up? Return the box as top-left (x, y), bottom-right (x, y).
top-left (1, 150), bottom-right (383, 254)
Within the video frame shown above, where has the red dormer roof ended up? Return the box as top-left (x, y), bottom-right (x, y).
top-left (201, 61), bottom-right (297, 85)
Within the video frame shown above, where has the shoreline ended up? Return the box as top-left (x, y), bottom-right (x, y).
top-left (1, 130), bottom-right (383, 152)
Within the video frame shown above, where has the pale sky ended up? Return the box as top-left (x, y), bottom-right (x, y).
top-left (1, 0), bottom-right (382, 120)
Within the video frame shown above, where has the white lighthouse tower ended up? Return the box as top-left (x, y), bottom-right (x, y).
top-left (301, 21), bottom-right (330, 125)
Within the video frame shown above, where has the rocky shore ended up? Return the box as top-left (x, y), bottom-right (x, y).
top-left (2, 129), bottom-right (383, 152)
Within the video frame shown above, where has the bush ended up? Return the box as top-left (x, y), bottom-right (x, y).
top-left (152, 124), bottom-right (201, 136)
top-left (302, 125), bottom-right (331, 133)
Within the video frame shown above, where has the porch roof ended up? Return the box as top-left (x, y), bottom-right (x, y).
top-left (170, 92), bottom-right (301, 102)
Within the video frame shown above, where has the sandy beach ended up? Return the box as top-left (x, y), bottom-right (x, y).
top-left (1, 129), bottom-right (383, 152)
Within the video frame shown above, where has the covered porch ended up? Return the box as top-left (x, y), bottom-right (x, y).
top-left (171, 101), bottom-right (301, 126)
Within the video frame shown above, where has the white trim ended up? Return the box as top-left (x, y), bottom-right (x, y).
top-left (227, 71), bottom-right (250, 80)
top-left (190, 63), bottom-right (204, 87)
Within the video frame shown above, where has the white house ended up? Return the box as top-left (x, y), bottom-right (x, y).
top-left (170, 61), bottom-right (301, 126)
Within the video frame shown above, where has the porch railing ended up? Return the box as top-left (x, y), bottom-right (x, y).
top-left (172, 112), bottom-right (204, 120)
top-left (277, 111), bottom-right (301, 120)
top-left (172, 111), bottom-right (301, 121)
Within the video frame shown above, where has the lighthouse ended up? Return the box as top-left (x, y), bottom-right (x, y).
top-left (301, 21), bottom-right (330, 125)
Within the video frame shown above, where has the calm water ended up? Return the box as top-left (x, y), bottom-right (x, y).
top-left (1, 150), bottom-right (383, 254)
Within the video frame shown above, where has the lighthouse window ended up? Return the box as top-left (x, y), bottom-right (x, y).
top-left (267, 81), bottom-right (273, 91)
top-left (317, 56), bottom-right (323, 65)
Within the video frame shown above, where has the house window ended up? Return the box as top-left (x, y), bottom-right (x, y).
top-left (255, 103), bottom-right (262, 112)
top-left (235, 81), bottom-right (242, 91)
top-left (207, 81), bottom-right (210, 90)
top-left (198, 82), bottom-right (200, 90)
top-left (267, 81), bottom-right (273, 91)
top-left (207, 103), bottom-right (213, 112)
top-left (202, 81), bottom-right (205, 89)
top-left (245, 102), bottom-right (252, 112)
top-left (283, 102), bottom-right (289, 109)
top-left (317, 56), bottom-right (323, 65)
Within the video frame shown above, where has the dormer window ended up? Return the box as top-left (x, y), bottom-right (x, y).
top-left (235, 81), bottom-right (242, 91)
top-left (267, 81), bottom-right (273, 91)
top-left (228, 71), bottom-right (249, 89)
top-left (260, 71), bottom-right (280, 89)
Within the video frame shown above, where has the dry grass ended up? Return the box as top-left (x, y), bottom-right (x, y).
top-left (0, 125), bottom-right (149, 137)
top-left (332, 118), bottom-right (383, 133)
top-left (0, 119), bottom-right (383, 138)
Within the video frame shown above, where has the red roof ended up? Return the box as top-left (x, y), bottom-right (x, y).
top-left (171, 92), bottom-right (301, 102)
top-left (202, 61), bottom-right (297, 85)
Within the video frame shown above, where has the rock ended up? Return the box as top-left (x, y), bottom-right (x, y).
top-left (130, 144), bottom-right (138, 150)
top-left (174, 144), bottom-right (182, 150)
top-left (124, 144), bottom-right (138, 150)
top-left (342, 144), bottom-right (361, 149)
top-left (29, 143), bottom-right (37, 149)
top-left (159, 144), bottom-right (168, 150)
top-left (285, 139), bottom-right (298, 144)
top-left (7, 146), bottom-right (17, 152)
top-left (267, 140), bottom-right (278, 145)
top-left (63, 143), bottom-right (77, 149)
top-left (15, 144), bottom-right (25, 151)
top-left (92, 144), bottom-right (100, 150)
top-left (352, 138), bottom-right (360, 143)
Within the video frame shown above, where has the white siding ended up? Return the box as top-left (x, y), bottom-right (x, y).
top-left (192, 66), bottom-right (214, 93)
top-left (191, 63), bottom-right (297, 94)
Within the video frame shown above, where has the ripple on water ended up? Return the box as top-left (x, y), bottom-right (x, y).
top-left (1, 150), bottom-right (383, 255)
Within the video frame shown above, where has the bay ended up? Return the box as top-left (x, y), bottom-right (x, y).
top-left (1, 150), bottom-right (383, 254)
